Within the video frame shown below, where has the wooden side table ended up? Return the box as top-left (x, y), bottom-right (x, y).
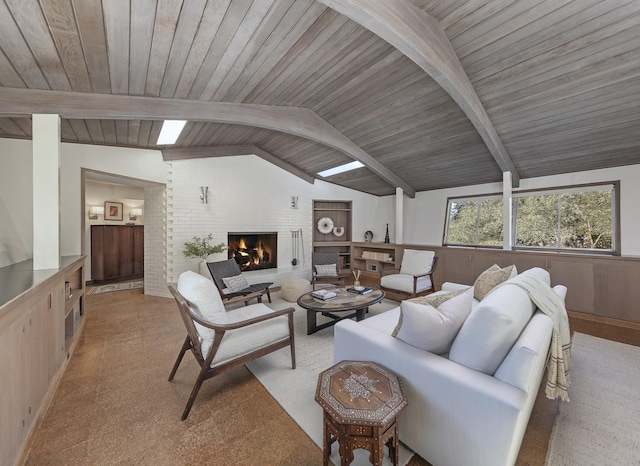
top-left (315, 360), bottom-right (407, 465)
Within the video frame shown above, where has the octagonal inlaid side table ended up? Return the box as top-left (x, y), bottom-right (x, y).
top-left (315, 360), bottom-right (408, 466)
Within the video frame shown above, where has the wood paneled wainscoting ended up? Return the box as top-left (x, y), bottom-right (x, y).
top-left (351, 243), bottom-right (640, 325)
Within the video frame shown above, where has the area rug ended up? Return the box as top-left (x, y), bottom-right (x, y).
top-left (246, 293), bottom-right (414, 466)
top-left (545, 332), bottom-right (640, 465)
top-left (90, 280), bottom-right (144, 294)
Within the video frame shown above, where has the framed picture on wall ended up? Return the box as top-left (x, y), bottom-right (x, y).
top-left (104, 201), bottom-right (123, 221)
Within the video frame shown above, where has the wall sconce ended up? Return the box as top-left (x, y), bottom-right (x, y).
top-left (200, 186), bottom-right (208, 204)
top-left (129, 208), bottom-right (143, 221)
top-left (291, 196), bottom-right (299, 209)
top-left (88, 205), bottom-right (104, 219)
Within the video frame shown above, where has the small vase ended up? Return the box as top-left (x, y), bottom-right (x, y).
top-left (353, 280), bottom-right (361, 288)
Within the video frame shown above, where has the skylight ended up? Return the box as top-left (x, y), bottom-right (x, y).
top-left (317, 161), bottom-right (364, 177)
top-left (156, 120), bottom-right (187, 145)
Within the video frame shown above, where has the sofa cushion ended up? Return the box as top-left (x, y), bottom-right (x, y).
top-left (392, 287), bottom-right (473, 354)
top-left (449, 267), bottom-right (549, 375)
top-left (473, 264), bottom-right (516, 300)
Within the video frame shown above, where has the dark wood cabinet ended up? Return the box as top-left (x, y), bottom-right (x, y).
top-left (91, 225), bottom-right (144, 283)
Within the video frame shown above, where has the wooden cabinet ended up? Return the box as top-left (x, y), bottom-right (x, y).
top-left (0, 256), bottom-right (83, 466)
top-left (91, 225), bottom-right (144, 283)
top-left (313, 200), bottom-right (352, 270)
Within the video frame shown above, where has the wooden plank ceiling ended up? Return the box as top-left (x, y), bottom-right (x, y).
top-left (0, 0), bottom-right (639, 196)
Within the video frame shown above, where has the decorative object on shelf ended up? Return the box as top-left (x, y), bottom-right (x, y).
top-left (129, 207), bottom-right (142, 221)
top-left (352, 269), bottom-right (361, 289)
top-left (183, 234), bottom-right (227, 260)
top-left (200, 186), bottom-right (208, 204)
top-left (317, 217), bottom-right (334, 234)
top-left (104, 201), bottom-right (123, 221)
top-left (333, 226), bottom-right (345, 237)
top-left (88, 205), bottom-right (103, 219)
top-left (364, 230), bottom-right (373, 242)
top-left (384, 223), bottom-right (390, 243)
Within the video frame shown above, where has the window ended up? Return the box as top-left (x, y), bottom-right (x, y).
top-left (445, 196), bottom-right (503, 247)
top-left (444, 182), bottom-right (619, 254)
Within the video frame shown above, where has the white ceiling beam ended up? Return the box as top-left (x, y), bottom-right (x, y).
top-left (0, 87), bottom-right (416, 197)
top-left (162, 145), bottom-right (316, 184)
top-left (317, 0), bottom-right (520, 187)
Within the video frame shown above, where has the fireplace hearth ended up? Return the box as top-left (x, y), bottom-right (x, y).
top-left (227, 232), bottom-right (277, 271)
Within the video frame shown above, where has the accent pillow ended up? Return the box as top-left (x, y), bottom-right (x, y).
top-left (391, 287), bottom-right (474, 354)
top-left (222, 274), bottom-right (250, 293)
top-left (315, 264), bottom-right (337, 277)
top-left (473, 264), bottom-right (515, 300)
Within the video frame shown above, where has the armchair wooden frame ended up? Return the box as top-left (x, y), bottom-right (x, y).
top-left (168, 286), bottom-right (296, 421)
top-left (311, 252), bottom-right (346, 290)
top-left (381, 256), bottom-right (439, 298)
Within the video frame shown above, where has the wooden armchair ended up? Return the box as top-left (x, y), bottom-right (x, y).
top-left (207, 258), bottom-right (272, 304)
top-left (380, 249), bottom-right (438, 299)
top-left (311, 252), bottom-right (346, 290)
top-left (168, 272), bottom-right (295, 420)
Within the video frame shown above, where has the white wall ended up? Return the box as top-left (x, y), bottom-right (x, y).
top-left (167, 156), bottom-right (386, 287)
top-left (398, 165), bottom-right (640, 256)
top-left (0, 139), bottom-right (33, 267)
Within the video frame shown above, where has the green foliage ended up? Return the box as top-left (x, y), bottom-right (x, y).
top-left (183, 234), bottom-right (227, 259)
top-left (447, 199), bottom-right (502, 245)
top-left (447, 187), bottom-right (613, 251)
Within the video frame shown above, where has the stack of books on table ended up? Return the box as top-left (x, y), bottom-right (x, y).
top-left (312, 289), bottom-right (337, 300)
top-left (347, 286), bottom-right (373, 295)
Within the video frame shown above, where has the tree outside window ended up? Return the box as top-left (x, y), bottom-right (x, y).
top-left (445, 183), bottom-right (616, 253)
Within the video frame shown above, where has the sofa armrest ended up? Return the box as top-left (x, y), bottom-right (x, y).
top-left (441, 282), bottom-right (472, 293)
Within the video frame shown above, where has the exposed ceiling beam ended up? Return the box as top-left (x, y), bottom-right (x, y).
top-left (0, 87), bottom-right (416, 197)
top-left (162, 145), bottom-right (316, 184)
top-left (317, 0), bottom-right (520, 187)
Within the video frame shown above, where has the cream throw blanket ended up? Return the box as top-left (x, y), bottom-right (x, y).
top-left (497, 274), bottom-right (572, 401)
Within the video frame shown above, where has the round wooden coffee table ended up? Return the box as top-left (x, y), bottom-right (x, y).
top-left (315, 360), bottom-right (407, 466)
top-left (297, 287), bottom-right (385, 335)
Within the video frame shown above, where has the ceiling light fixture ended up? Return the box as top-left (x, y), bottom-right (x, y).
top-left (157, 120), bottom-right (187, 145)
top-left (317, 161), bottom-right (364, 178)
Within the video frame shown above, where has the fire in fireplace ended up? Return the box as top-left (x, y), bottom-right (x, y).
top-left (227, 232), bottom-right (278, 271)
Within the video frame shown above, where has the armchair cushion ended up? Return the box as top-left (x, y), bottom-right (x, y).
top-left (400, 249), bottom-right (435, 276)
top-left (392, 287), bottom-right (473, 353)
top-left (178, 271), bottom-right (225, 340)
top-left (380, 274), bottom-right (432, 294)
top-left (206, 303), bottom-right (291, 366)
top-left (314, 263), bottom-right (338, 277)
top-left (222, 274), bottom-right (250, 293)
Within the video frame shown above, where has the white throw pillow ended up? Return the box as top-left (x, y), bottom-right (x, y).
top-left (315, 264), bottom-right (337, 277)
top-left (392, 287), bottom-right (474, 354)
top-left (399, 249), bottom-right (435, 276)
top-left (222, 274), bottom-right (250, 293)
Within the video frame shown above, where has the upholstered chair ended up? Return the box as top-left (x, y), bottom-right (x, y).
top-left (380, 249), bottom-right (438, 298)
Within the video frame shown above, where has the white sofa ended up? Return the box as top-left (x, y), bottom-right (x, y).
top-left (334, 267), bottom-right (566, 466)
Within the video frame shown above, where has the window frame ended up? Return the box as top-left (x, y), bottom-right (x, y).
top-left (442, 181), bottom-right (621, 256)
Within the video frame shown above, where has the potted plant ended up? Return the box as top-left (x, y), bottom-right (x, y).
top-left (183, 234), bottom-right (227, 274)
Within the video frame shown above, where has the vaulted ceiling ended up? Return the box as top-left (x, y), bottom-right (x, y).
top-left (1, 0), bottom-right (639, 197)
